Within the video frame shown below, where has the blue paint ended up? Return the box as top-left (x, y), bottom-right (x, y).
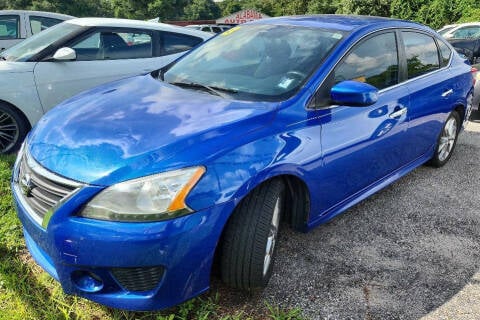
top-left (13, 15), bottom-right (473, 311)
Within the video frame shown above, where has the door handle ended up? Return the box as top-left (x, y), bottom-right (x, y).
top-left (442, 89), bottom-right (453, 97)
top-left (389, 107), bottom-right (407, 119)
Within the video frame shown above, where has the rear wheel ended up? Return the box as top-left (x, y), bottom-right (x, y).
top-left (220, 179), bottom-right (285, 290)
top-left (429, 110), bottom-right (460, 167)
top-left (0, 102), bottom-right (29, 154)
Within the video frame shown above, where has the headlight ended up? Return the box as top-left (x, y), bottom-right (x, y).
top-left (79, 166), bottom-right (205, 222)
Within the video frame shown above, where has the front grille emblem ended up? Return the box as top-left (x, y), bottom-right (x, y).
top-left (20, 173), bottom-right (33, 197)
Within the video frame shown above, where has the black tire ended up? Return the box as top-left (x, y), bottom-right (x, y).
top-left (220, 179), bottom-right (285, 290)
top-left (0, 102), bottom-right (29, 154)
top-left (428, 110), bottom-right (460, 167)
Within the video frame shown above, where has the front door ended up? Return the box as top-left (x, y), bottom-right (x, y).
top-left (0, 14), bottom-right (23, 51)
top-left (312, 31), bottom-right (411, 216)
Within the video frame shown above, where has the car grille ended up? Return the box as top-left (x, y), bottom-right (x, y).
top-left (111, 266), bottom-right (165, 292)
top-left (14, 148), bottom-right (82, 227)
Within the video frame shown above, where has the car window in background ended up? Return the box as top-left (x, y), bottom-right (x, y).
top-left (161, 32), bottom-right (203, 55)
top-left (72, 30), bottom-right (153, 61)
top-left (164, 25), bottom-right (346, 101)
top-left (437, 40), bottom-right (452, 67)
top-left (29, 16), bottom-right (63, 35)
top-left (403, 32), bottom-right (440, 79)
top-left (0, 15), bottom-right (19, 39)
top-left (452, 26), bottom-right (480, 39)
top-left (335, 32), bottom-right (398, 90)
top-left (211, 26), bottom-right (222, 33)
top-left (201, 26), bottom-right (211, 32)
top-left (0, 22), bottom-right (81, 61)
top-left (438, 26), bottom-right (456, 36)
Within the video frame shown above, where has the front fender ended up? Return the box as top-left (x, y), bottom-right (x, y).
top-left (187, 124), bottom-right (321, 224)
top-left (0, 66), bottom-right (43, 126)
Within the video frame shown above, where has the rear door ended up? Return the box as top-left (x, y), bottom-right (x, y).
top-left (400, 31), bottom-right (456, 160)
top-left (33, 27), bottom-right (162, 111)
top-left (0, 14), bottom-right (23, 51)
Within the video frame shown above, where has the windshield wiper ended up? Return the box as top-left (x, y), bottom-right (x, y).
top-left (170, 81), bottom-right (237, 98)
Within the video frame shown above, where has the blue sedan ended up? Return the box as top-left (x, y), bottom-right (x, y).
top-left (12, 15), bottom-right (474, 311)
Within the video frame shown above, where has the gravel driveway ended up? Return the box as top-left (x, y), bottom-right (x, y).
top-left (213, 112), bottom-right (480, 319)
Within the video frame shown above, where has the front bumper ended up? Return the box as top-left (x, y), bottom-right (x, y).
top-left (13, 183), bottom-right (234, 311)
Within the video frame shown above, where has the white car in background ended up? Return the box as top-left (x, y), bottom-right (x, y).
top-left (0, 17), bottom-right (211, 153)
top-left (185, 24), bottom-right (231, 34)
top-left (0, 10), bottom-right (74, 51)
top-left (440, 22), bottom-right (480, 39)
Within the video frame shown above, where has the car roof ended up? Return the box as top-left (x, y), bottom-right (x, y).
top-left (249, 14), bottom-right (429, 32)
top-left (0, 9), bottom-right (74, 19)
top-left (66, 17), bottom-right (212, 39)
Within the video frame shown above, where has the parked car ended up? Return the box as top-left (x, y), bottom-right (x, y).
top-left (448, 33), bottom-right (480, 64)
top-left (12, 15), bottom-right (473, 311)
top-left (441, 22), bottom-right (480, 39)
top-left (185, 24), bottom-right (231, 33)
top-left (0, 18), bottom-right (211, 153)
top-left (0, 10), bottom-right (73, 51)
top-left (472, 64), bottom-right (480, 110)
top-left (437, 23), bottom-right (458, 36)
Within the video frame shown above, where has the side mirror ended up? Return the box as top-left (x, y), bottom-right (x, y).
top-left (53, 47), bottom-right (76, 61)
top-left (330, 80), bottom-right (378, 106)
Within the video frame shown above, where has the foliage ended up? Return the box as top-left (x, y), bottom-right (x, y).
top-left (0, 0), bottom-right (479, 28)
top-left (183, 0), bottom-right (221, 20)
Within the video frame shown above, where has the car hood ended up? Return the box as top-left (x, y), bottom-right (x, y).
top-left (28, 74), bottom-right (277, 185)
top-left (0, 61), bottom-right (35, 73)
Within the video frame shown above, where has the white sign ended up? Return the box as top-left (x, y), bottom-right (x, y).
top-left (216, 9), bottom-right (270, 24)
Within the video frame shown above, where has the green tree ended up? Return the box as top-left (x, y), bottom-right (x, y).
top-left (337, 0), bottom-right (392, 16)
top-left (182, 0), bottom-right (220, 20)
top-left (30, 0), bottom-right (112, 17)
top-left (306, 0), bottom-right (338, 14)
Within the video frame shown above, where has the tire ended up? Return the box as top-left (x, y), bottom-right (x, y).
top-left (0, 102), bottom-right (29, 154)
top-left (220, 179), bottom-right (285, 290)
top-left (428, 110), bottom-right (460, 167)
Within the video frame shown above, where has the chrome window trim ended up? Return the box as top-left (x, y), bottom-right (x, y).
top-left (308, 26), bottom-right (453, 110)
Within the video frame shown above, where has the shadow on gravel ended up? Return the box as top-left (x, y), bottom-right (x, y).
top-left (212, 127), bottom-right (480, 319)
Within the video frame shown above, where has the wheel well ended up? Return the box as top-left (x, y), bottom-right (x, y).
top-left (0, 99), bottom-right (32, 131)
top-left (454, 105), bottom-right (465, 123)
top-left (281, 175), bottom-right (310, 231)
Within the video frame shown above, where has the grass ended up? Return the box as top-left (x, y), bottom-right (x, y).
top-left (0, 155), bottom-right (305, 320)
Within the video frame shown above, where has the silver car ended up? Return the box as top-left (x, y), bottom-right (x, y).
top-left (0, 10), bottom-right (74, 51)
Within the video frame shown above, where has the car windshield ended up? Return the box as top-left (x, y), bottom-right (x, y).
top-left (438, 26), bottom-right (456, 35)
top-left (0, 22), bottom-right (82, 62)
top-left (164, 24), bottom-right (347, 101)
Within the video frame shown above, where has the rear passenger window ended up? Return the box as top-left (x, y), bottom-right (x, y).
top-left (29, 16), bottom-right (63, 35)
top-left (0, 15), bottom-right (19, 39)
top-left (161, 32), bottom-right (203, 56)
top-left (437, 40), bottom-right (451, 67)
top-left (72, 30), bottom-right (153, 61)
top-left (334, 32), bottom-right (399, 90)
top-left (402, 32), bottom-right (440, 79)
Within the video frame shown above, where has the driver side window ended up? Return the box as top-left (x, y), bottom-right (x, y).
top-left (334, 32), bottom-right (399, 90)
top-left (72, 29), bottom-right (153, 61)
top-left (310, 32), bottom-right (399, 108)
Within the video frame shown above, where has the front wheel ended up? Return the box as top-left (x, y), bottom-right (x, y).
top-left (0, 102), bottom-right (29, 154)
top-left (428, 110), bottom-right (460, 167)
top-left (220, 179), bottom-right (285, 290)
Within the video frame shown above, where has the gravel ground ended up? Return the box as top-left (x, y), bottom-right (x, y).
top-left (214, 112), bottom-right (480, 319)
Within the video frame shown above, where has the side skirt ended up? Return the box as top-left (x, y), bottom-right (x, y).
top-left (306, 148), bottom-right (434, 231)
